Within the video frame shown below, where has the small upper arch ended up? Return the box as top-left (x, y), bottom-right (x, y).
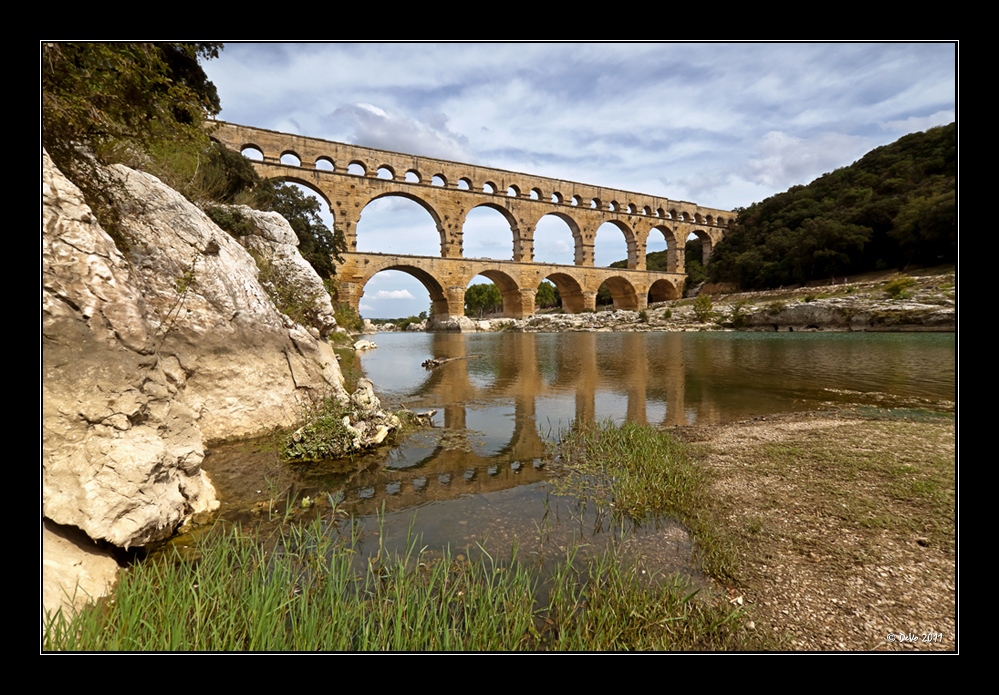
top-left (280, 151), bottom-right (302, 166)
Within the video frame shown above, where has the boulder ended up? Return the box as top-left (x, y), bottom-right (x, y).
top-left (43, 151), bottom-right (348, 552)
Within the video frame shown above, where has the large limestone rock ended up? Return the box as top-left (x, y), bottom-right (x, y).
top-left (43, 151), bottom-right (348, 552)
top-left (233, 206), bottom-right (338, 337)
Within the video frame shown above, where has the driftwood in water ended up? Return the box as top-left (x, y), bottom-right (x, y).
top-left (422, 355), bottom-right (482, 370)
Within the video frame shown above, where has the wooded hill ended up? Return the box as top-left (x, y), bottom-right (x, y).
top-left (707, 123), bottom-right (955, 290)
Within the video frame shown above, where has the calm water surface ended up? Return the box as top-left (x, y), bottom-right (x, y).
top-left (203, 331), bottom-right (954, 572)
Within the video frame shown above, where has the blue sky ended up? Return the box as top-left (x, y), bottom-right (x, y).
top-left (203, 42), bottom-right (956, 318)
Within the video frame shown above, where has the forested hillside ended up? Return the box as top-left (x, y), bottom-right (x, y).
top-left (707, 123), bottom-right (955, 289)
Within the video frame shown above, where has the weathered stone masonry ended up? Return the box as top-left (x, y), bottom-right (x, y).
top-left (211, 122), bottom-right (732, 319)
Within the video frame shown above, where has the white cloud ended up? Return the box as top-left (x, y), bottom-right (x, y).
top-left (331, 103), bottom-right (473, 162)
top-left (745, 130), bottom-right (872, 190)
top-left (373, 289), bottom-right (415, 300)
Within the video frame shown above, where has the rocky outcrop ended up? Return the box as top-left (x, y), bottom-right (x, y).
top-left (43, 150), bottom-right (348, 562)
top-left (234, 206), bottom-right (338, 338)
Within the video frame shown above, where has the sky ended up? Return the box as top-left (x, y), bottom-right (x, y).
top-left (202, 42), bottom-right (956, 318)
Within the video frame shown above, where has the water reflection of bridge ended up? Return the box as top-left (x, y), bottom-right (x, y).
top-left (210, 122), bottom-right (733, 320)
top-left (332, 332), bottom-right (712, 513)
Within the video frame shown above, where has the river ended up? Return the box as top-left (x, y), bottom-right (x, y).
top-left (200, 330), bottom-right (955, 574)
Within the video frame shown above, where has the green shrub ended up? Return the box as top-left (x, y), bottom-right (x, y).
top-left (333, 303), bottom-right (364, 333)
top-left (204, 205), bottom-right (255, 237)
top-left (728, 299), bottom-right (751, 328)
top-left (638, 309), bottom-right (649, 323)
top-left (883, 273), bottom-right (916, 299)
top-left (693, 294), bottom-right (714, 322)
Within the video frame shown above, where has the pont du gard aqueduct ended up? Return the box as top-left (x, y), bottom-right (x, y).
top-left (211, 122), bottom-right (733, 321)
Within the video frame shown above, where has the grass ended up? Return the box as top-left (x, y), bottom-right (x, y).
top-left (43, 512), bottom-right (772, 651)
top-left (550, 421), bottom-right (736, 580)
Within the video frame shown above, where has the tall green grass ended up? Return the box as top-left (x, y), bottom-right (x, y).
top-left (44, 522), bottom-right (763, 650)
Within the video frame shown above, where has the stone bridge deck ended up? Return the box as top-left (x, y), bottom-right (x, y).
top-left (336, 252), bottom-right (685, 318)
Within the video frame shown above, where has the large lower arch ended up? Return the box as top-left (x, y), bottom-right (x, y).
top-left (598, 276), bottom-right (640, 310)
top-left (545, 272), bottom-right (587, 314)
top-left (473, 269), bottom-right (527, 319)
top-left (357, 265), bottom-right (450, 320)
top-left (648, 278), bottom-right (682, 304)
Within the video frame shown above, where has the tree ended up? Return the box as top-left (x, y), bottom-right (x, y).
top-left (535, 280), bottom-right (559, 309)
top-left (465, 283), bottom-right (502, 318)
top-left (42, 42), bottom-right (221, 167)
top-left (252, 180), bottom-right (346, 278)
top-left (42, 43), bottom-right (223, 244)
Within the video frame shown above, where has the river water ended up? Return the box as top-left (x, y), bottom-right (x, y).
top-left (201, 331), bottom-right (955, 576)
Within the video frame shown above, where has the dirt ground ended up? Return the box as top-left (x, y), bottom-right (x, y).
top-left (674, 410), bottom-right (956, 652)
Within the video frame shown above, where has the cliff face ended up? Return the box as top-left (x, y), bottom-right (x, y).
top-left (42, 151), bottom-right (347, 553)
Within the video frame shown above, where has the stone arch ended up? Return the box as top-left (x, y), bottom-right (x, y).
top-left (544, 272), bottom-right (587, 314)
top-left (240, 144), bottom-right (264, 161)
top-left (404, 169), bottom-right (421, 183)
top-left (649, 225), bottom-right (680, 273)
top-left (648, 278), bottom-right (682, 304)
top-left (597, 275), bottom-right (640, 311)
top-left (687, 228), bottom-right (713, 266)
top-left (532, 212), bottom-right (583, 267)
top-left (315, 156), bottom-right (335, 171)
top-left (280, 150), bottom-right (302, 166)
top-left (264, 175), bottom-right (334, 214)
top-left (462, 203), bottom-right (521, 261)
top-left (359, 191), bottom-right (447, 256)
top-left (347, 160), bottom-right (367, 176)
top-left (431, 174), bottom-right (447, 187)
top-left (358, 265), bottom-right (450, 320)
top-left (457, 177), bottom-right (472, 190)
top-left (376, 165), bottom-right (395, 180)
top-left (594, 219), bottom-right (638, 269)
top-left (471, 269), bottom-right (524, 319)
top-left (507, 185), bottom-right (520, 197)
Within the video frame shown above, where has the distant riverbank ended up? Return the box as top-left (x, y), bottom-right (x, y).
top-left (363, 268), bottom-right (955, 335)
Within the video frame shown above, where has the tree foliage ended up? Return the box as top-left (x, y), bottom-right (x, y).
top-left (535, 280), bottom-right (560, 308)
top-left (465, 283), bottom-right (502, 318)
top-left (42, 43), bottom-right (223, 244)
top-left (251, 180), bottom-right (346, 278)
top-left (708, 123), bottom-right (956, 289)
top-left (42, 42), bottom-right (221, 170)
